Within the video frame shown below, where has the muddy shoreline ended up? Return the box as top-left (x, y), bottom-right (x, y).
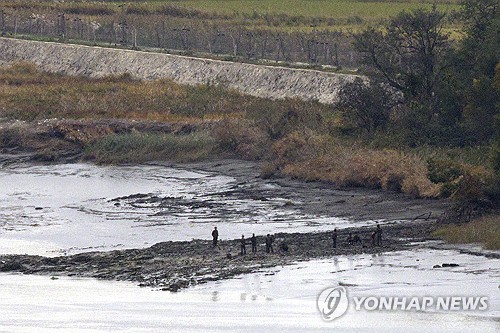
top-left (167, 159), bottom-right (449, 222)
top-left (0, 157), bottom-right (453, 291)
top-left (0, 221), bottom-right (438, 292)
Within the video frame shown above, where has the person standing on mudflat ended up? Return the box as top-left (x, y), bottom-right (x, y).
top-left (332, 228), bottom-right (338, 248)
top-left (376, 224), bottom-right (382, 246)
top-left (251, 233), bottom-right (257, 253)
top-left (212, 227), bottom-right (219, 247)
top-left (371, 230), bottom-right (377, 246)
top-left (240, 235), bottom-right (247, 255)
top-left (347, 232), bottom-right (353, 246)
top-left (353, 232), bottom-right (361, 245)
top-left (265, 234), bottom-right (273, 253)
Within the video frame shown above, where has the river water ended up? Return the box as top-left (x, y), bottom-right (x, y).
top-left (0, 162), bottom-right (362, 256)
top-left (0, 161), bottom-right (498, 332)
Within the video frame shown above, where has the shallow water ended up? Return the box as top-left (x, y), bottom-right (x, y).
top-left (0, 161), bottom-right (498, 332)
top-left (0, 162), bottom-right (375, 256)
top-left (0, 248), bottom-right (498, 332)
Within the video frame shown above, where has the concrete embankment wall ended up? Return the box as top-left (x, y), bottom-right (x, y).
top-left (0, 37), bottom-right (359, 104)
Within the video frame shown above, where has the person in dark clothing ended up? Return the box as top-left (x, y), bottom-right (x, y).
top-left (347, 232), bottom-right (353, 246)
top-left (371, 230), bottom-right (377, 246)
top-left (212, 227), bottom-right (219, 247)
top-left (265, 234), bottom-right (274, 253)
top-left (251, 233), bottom-right (257, 253)
top-left (279, 242), bottom-right (289, 252)
top-left (376, 224), bottom-right (382, 246)
top-left (332, 228), bottom-right (338, 248)
top-left (353, 232), bottom-right (361, 245)
top-left (240, 235), bottom-right (247, 255)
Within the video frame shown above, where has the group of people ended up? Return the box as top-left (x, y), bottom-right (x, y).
top-left (212, 224), bottom-right (383, 255)
top-left (238, 234), bottom-right (258, 255)
top-left (331, 224), bottom-right (383, 248)
top-left (211, 227), bottom-right (276, 255)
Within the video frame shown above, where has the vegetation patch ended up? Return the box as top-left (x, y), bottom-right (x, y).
top-left (84, 132), bottom-right (217, 164)
top-left (433, 215), bottom-right (500, 250)
top-left (269, 132), bottom-right (440, 197)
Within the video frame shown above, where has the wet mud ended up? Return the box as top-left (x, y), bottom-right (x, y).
top-left (0, 158), bottom-right (452, 291)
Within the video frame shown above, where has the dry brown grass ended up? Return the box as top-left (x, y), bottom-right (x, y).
top-left (0, 63), bottom-right (266, 122)
top-left (271, 131), bottom-right (440, 198)
top-left (211, 118), bottom-right (269, 160)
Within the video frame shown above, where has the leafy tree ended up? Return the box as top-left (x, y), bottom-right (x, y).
top-left (353, 6), bottom-right (450, 108)
top-left (456, 0), bottom-right (499, 142)
top-left (353, 2), bottom-right (499, 145)
top-left (335, 78), bottom-right (397, 134)
top-left (459, 0), bottom-right (499, 77)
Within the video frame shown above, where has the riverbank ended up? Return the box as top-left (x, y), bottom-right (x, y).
top-left (0, 156), bottom-right (452, 291)
top-left (0, 220), bottom-right (440, 292)
top-left (1, 62), bottom-right (495, 204)
top-left (0, 37), bottom-right (358, 104)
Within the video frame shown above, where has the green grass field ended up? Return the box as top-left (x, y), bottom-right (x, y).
top-left (5, 0), bottom-right (460, 23)
top-left (157, 0), bottom-right (458, 18)
top-left (1, 0), bottom-right (462, 40)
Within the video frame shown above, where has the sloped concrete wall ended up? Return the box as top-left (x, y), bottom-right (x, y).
top-left (0, 37), bottom-right (359, 104)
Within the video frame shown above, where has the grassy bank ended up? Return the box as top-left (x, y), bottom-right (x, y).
top-left (0, 63), bottom-right (496, 202)
top-left (0, 62), bottom-right (261, 122)
top-left (433, 215), bottom-right (500, 250)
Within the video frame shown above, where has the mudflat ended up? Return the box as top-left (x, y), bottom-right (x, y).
top-left (0, 158), bottom-right (450, 291)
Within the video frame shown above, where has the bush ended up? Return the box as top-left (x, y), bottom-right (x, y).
top-left (0, 128), bottom-right (23, 148)
top-left (427, 158), bottom-right (464, 183)
top-left (211, 118), bottom-right (268, 160)
top-left (452, 168), bottom-right (493, 203)
top-left (247, 98), bottom-right (327, 140)
top-left (427, 157), bottom-right (465, 196)
top-left (335, 78), bottom-right (397, 135)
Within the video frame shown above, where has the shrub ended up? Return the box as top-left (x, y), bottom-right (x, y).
top-left (211, 118), bottom-right (269, 160)
top-left (248, 98), bottom-right (327, 140)
top-left (0, 128), bottom-right (23, 148)
top-left (427, 157), bottom-right (464, 183)
top-left (444, 167), bottom-right (496, 222)
top-left (335, 78), bottom-right (397, 134)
